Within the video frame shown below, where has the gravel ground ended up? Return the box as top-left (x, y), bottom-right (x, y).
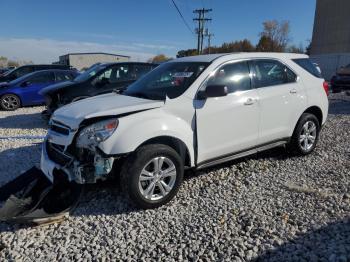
top-left (0, 95), bottom-right (349, 261)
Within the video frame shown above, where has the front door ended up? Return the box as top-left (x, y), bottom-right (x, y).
top-left (21, 72), bottom-right (55, 105)
top-left (195, 61), bottom-right (260, 164)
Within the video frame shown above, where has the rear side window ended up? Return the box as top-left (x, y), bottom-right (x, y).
top-left (29, 72), bottom-right (55, 84)
top-left (292, 58), bottom-right (322, 78)
top-left (206, 61), bottom-right (251, 93)
top-left (56, 71), bottom-right (75, 82)
top-left (251, 60), bottom-right (297, 88)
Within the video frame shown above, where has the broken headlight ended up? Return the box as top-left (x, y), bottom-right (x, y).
top-left (76, 119), bottom-right (118, 147)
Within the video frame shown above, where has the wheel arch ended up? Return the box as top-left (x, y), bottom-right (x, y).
top-left (303, 106), bottom-right (323, 126)
top-left (138, 136), bottom-right (191, 168)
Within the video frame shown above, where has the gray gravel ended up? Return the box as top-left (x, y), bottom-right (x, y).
top-left (0, 95), bottom-right (349, 261)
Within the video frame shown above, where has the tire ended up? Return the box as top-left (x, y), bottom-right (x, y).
top-left (288, 113), bottom-right (320, 155)
top-left (120, 144), bottom-right (184, 209)
top-left (0, 94), bottom-right (21, 111)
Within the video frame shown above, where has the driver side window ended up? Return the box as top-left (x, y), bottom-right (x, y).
top-left (206, 61), bottom-right (251, 93)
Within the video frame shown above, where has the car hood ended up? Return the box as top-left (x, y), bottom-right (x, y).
top-left (52, 93), bottom-right (164, 129)
top-left (39, 81), bottom-right (76, 96)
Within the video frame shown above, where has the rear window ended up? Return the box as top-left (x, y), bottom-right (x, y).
top-left (292, 58), bottom-right (322, 78)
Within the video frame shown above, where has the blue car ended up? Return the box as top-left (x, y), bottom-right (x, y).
top-left (0, 69), bottom-right (78, 110)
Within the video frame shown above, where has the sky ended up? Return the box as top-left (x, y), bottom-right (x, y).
top-left (0, 0), bottom-right (316, 63)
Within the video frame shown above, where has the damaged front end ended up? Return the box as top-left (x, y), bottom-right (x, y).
top-left (42, 118), bottom-right (119, 185)
top-left (0, 118), bottom-right (119, 225)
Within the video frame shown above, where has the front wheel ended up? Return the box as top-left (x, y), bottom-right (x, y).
top-left (0, 94), bottom-right (21, 111)
top-left (120, 144), bottom-right (184, 209)
top-left (288, 113), bottom-right (320, 155)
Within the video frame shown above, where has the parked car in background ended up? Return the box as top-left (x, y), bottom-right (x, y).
top-left (0, 64), bottom-right (73, 83)
top-left (0, 69), bottom-right (78, 110)
top-left (41, 53), bottom-right (328, 209)
top-left (330, 64), bottom-right (350, 93)
top-left (0, 68), bottom-right (10, 76)
top-left (40, 62), bottom-right (158, 116)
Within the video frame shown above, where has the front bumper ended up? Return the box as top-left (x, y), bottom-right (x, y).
top-left (41, 139), bottom-right (115, 184)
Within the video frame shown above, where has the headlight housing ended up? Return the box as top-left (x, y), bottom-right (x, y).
top-left (76, 119), bottom-right (118, 148)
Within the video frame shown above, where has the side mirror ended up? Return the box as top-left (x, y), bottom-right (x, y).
top-left (20, 81), bottom-right (31, 87)
top-left (198, 85), bottom-right (228, 99)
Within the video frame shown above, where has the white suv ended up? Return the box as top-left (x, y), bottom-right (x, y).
top-left (41, 53), bottom-right (329, 209)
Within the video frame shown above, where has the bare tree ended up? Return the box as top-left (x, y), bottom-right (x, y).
top-left (259, 20), bottom-right (291, 52)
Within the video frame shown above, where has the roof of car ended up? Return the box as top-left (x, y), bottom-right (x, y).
top-left (100, 62), bottom-right (158, 67)
top-left (174, 52), bottom-right (309, 63)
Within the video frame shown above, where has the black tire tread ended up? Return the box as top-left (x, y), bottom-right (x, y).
top-left (120, 144), bottom-right (183, 209)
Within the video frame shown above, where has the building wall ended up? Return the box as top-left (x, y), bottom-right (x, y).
top-left (311, 0), bottom-right (350, 55)
top-left (59, 54), bottom-right (129, 70)
top-left (310, 0), bottom-right (350, 80)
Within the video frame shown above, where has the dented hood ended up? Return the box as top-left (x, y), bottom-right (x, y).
top-left (52, 93), bottom-right (164, 129)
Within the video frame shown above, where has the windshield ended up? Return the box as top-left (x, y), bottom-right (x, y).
top-left (74, 64), bottom-right (105, 82)
top-left (124, 62), bottom-right (209, 100)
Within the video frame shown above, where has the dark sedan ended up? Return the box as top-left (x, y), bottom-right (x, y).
top-left (40, 62), bottom-right (158, 116)
top-left (331, 64), bottom-right (350, 93)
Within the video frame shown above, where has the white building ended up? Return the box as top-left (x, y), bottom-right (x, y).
top-left (58, 52), bottom-right (130, 70)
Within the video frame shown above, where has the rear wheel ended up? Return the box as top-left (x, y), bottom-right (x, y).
top-left (288, 113), bottom-right (320, 155)
top-left (120, 144), bottom-right (184, 209)
top-left (1, 94), bottom-right (21, 111)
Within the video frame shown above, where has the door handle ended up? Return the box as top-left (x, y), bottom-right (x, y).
top-left (290, 89), bottom-right (297, 94)
top-left (244, 98), bottom-right (255, 106)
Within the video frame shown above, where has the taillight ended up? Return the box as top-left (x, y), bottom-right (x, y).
top-left (323, 81), bottom-right (329, 96)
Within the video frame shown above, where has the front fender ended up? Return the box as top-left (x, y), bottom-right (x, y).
top-left (98, 110), bottom-right (195, 166)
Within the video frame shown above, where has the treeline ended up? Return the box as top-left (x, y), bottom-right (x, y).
top-left (0, 56), bottom-right (33, 68)
top-left (177, 20), bottom-right (309, 58)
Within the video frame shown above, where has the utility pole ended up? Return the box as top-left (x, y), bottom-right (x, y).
top-left (204, 29), bottom-right (214, 54)
top-left (193, 8), bottom-right (212, 55)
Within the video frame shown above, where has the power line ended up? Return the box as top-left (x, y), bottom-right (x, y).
top-left (171, 0), bottom-right (194, 35)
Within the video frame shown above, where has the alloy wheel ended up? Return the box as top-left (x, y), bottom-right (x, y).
top-left (1, 95), bottom-right (20, 110)
top-left (299, 121), bottom-right (317, 151)
top-left (138, 156), bottom-right (177, 201)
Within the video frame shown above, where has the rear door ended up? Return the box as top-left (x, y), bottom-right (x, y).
top-left (21, 72), bottom-right (55, 104)
top-left (195, 60), bottom-right (260, 164)
top-left (250, 59), bottom-right (307, 144)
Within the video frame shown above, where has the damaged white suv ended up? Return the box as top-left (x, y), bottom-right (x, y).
top-left (41, 53), bottom-right (329, 209)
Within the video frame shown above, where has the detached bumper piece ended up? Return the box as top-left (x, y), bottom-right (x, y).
top-left (0, 167), bottom-right (83, 226)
